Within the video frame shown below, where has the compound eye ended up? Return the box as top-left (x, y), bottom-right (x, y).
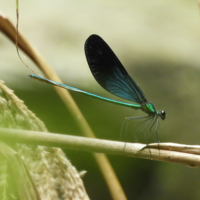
top-left (160, 110), bottom-right (166, 120)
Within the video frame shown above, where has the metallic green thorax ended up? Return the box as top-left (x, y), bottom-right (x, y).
top-left (141, 102), bottom-right (157, 115)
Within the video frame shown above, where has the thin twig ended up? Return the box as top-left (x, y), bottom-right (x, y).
top-left (0, 128), bottom-right (200, 167)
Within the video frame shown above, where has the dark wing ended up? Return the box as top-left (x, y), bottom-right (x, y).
top-left (84, 34), bottom-right (147, 103)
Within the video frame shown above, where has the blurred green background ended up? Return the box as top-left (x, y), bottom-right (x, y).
top-left (1, 0), bottom-right (200, 199)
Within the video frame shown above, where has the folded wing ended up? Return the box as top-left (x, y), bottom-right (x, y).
top-left (84, 34), bottom-right (147, 104)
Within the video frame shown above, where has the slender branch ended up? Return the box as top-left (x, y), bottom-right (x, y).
top-left (0, 128), bottom-right (200, 167)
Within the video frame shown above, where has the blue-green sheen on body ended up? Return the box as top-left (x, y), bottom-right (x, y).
top-left (29, 75), bottom-right (141, 108)
top-left (141, 102), bottom-right (157, 114)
